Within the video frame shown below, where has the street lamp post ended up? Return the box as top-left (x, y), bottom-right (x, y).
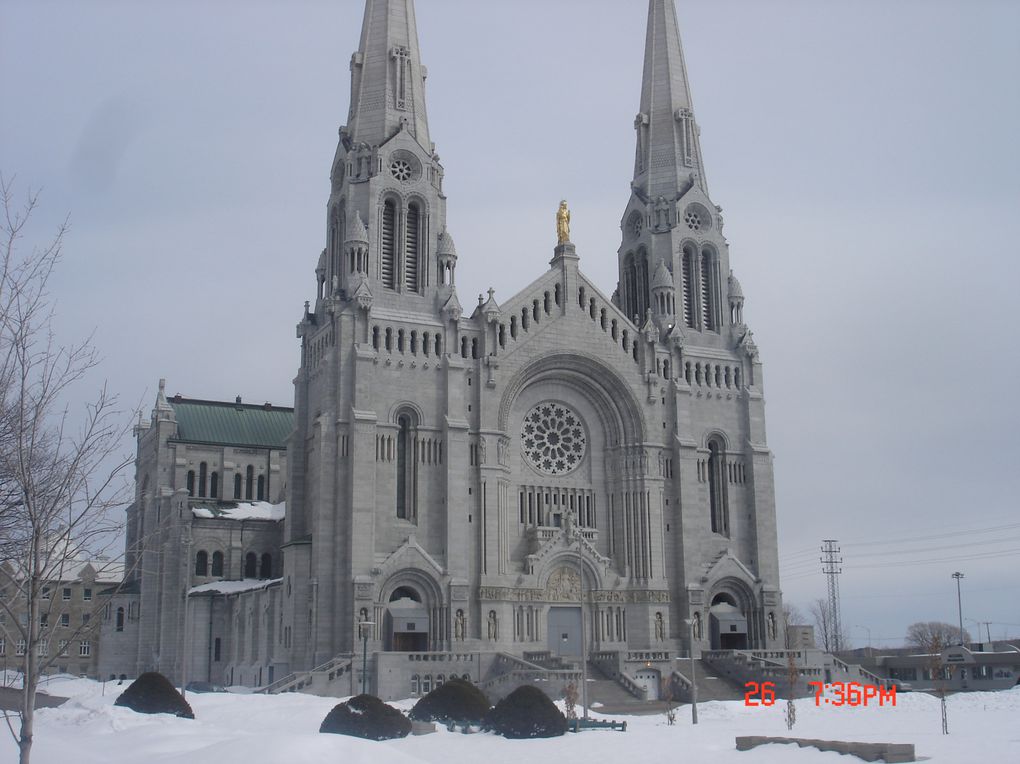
top-left (358, 620), bottom-right (375, 696)
top-left (575, 524), bottom-right (590, 721)
top-left (951, 572), bottom-right (965, 645)
top-left (683, 617), bottom-right (699, 725)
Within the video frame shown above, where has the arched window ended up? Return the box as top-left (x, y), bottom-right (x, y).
top-left (396, 410), bottom-right (419, 520)
top-left (233, 473), bottom-right (242, 499)
top-left (700, 247), bottom-right (717, 331)
top-left (257, 474), bottom-right (265, 501)
top-left (708, 438), bottom-right (729, 536)
top-left (381, 199), bottom-right (397, 289)
top-left (681, 246), bottom-right (696, 328)
top-left (211, 551), bottom-right (224, 577)
top-left (637, 250), bottom-right (650, 317)
top-left (195, 550), bottom-right (208, 576)
top-left (624, 254), bottom-right (637, 319)
top-left (245, 465), bottom-right (254, 501)
top-left (260, 553), bottom-right (272, 579)
top-left (411, 675), bottom-right (420, 695)
top-left (115, 607), bottom-right (125, 632)
top-left (405, 201), bottom-right (421, 293)
top-left (198, 462), bottom-right (208, 497)
top-left (210, 471), bottom-right (219, 499)
top-left (186, 471), bottom-right (195, 496)
top-left (244, 552), bottom-right (258, 579)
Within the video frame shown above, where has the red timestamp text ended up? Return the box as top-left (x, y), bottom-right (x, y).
top-left (743, 681), bottom-right (896, 707)
top-left (808, 681), bottom-right (896, 707)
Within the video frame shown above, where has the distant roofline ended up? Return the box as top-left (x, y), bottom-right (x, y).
top-left (168, 394), bottom-right (294, 413)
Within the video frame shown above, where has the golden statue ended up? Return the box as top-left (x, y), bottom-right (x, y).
top-left (556, 200), bottom-right (571, 244)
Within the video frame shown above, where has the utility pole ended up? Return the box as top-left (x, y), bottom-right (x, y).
top-left (952, 572), bottom-right (965, 645)
top-left (820, 540), bottom-right (843, 652)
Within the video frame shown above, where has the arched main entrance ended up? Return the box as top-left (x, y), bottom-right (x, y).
top-left (386, 586), bottom-right (429, 652)
top-left (709, 593), bottom-right (748, 650)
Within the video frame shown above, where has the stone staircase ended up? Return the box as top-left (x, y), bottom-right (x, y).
top-left (672, 658), bottom-right (748, 702)
top-left (258, 654), bottom-right (354, 696)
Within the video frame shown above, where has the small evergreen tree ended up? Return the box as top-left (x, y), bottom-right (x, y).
top-left (114, 672), bottom-right (194, 718)
top-left (484, 685), bottom-right (567, 739)
top-left (409, 678), bottom-right (490, 724)
top-left (319, 694), bottom-right (411, 740)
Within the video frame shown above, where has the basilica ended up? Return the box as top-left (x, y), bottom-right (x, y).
top-left (102, 0), bottom-right (786, 700)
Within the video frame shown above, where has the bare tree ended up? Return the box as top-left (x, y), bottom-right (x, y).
top-left (0, 175), bottom-right (132, 764)
top-left (905, 622), bottom-right (970, 651)
top-left (808, 598), bottom-right (832, 652)
top-left (908, 625), bottom-right (953, 734)
top-left (807, 598), bottom-right (848, 653)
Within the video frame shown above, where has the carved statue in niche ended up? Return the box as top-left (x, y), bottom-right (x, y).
top-left (655, 611), bottom-right (665, 641)
top-left (767, 611), bottom-right (777, 640)
top-left (654, 195), bottom-right (671, 229)
top-left (455, 609), bottom-right (465, 641)
top-left (545, 566), bottom-right (581, 602)
top-left (487, 610), bottom-right (498, 640)
top-left (478, 436), bottom-right (486, 465)
top-left (693, 611), bottom-right (702, 640)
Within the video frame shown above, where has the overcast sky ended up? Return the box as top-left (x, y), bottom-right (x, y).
top-left (3, 0), bottom-right (1019, 648)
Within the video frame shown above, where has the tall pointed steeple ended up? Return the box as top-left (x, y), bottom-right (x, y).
top-left (633, 0), bottom-right (706, 198)
top-left (348, 0), bottom-right (431, 151)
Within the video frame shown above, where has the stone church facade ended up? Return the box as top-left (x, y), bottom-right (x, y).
top-left (112, 0), bottom-right (785, 697)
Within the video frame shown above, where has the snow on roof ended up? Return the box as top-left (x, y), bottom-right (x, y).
top-left (189, 578), bottom-right (282, 596)
top-left (191, 501), bottom-right (285, 522)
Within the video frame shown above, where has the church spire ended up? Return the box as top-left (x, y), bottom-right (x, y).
top-left (348, 0), bottom-right (431, 151)
top-left (633, 0), bottom-right (706, 198)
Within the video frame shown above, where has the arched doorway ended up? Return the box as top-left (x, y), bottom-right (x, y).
top-left (386, 587), bottom-right (429, 652)
top-left (634, 667), bottom-right (661, 700)
top-left (709, 593), bottom-right (748, 650)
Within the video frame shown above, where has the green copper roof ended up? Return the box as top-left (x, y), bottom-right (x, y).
top-left (169, 398), bottom-right (293, 449)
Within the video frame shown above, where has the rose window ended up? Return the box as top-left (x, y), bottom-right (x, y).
top-left (684, 210), bottom-right (703, 231)
top-left (521, 402), bottom-right (587, 475)
top-left (390, 159), bottom-right (414, 182)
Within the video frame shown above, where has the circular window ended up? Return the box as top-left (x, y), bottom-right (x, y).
top-left (521, 402), bottom-right (587, 476)
top-left (629, 212), bottom-right (643, 239)
top-left (388, 151), bottom-right (421, 183)
top-left (390, 160), bottom-right (413, 181)
top-left (683, 203), bottom-right (713, 233)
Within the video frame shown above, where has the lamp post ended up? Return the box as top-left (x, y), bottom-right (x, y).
top-left (951, 572), bottom-right (965, 645)
top-left (683, 617), bottom-right (699, 725)
top-left (358, 620), bottom-right (375, 695)
top-left (180, 528), bottom-right (192, 700)
top-left (574, 522), bottom-right (590, 721)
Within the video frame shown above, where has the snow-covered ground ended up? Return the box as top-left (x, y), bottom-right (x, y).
top-left (2, 676), bottom-right (1017, 763)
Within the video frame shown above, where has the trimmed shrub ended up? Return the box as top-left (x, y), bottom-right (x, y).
top-left (409, 677), bottom-right (491, 724)
top-left (319, 694), bottom-right (411, 740)
top-left (484, 685), bottom-right (567, 739)
top-left (114, 672), bottom-right (194, 719)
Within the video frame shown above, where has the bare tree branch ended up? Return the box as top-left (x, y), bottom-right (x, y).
top-left (0, 174), bottom-right (134, 764)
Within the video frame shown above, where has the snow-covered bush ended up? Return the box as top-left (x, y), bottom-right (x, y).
top-left (319, 694), bottom-right (411, 740)
top-left (484, 685), bottom-right (567, 739)
top-left (409, 677), bottom-right (491, 724)
top-left (114, 672), bottom-right (194, 719)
